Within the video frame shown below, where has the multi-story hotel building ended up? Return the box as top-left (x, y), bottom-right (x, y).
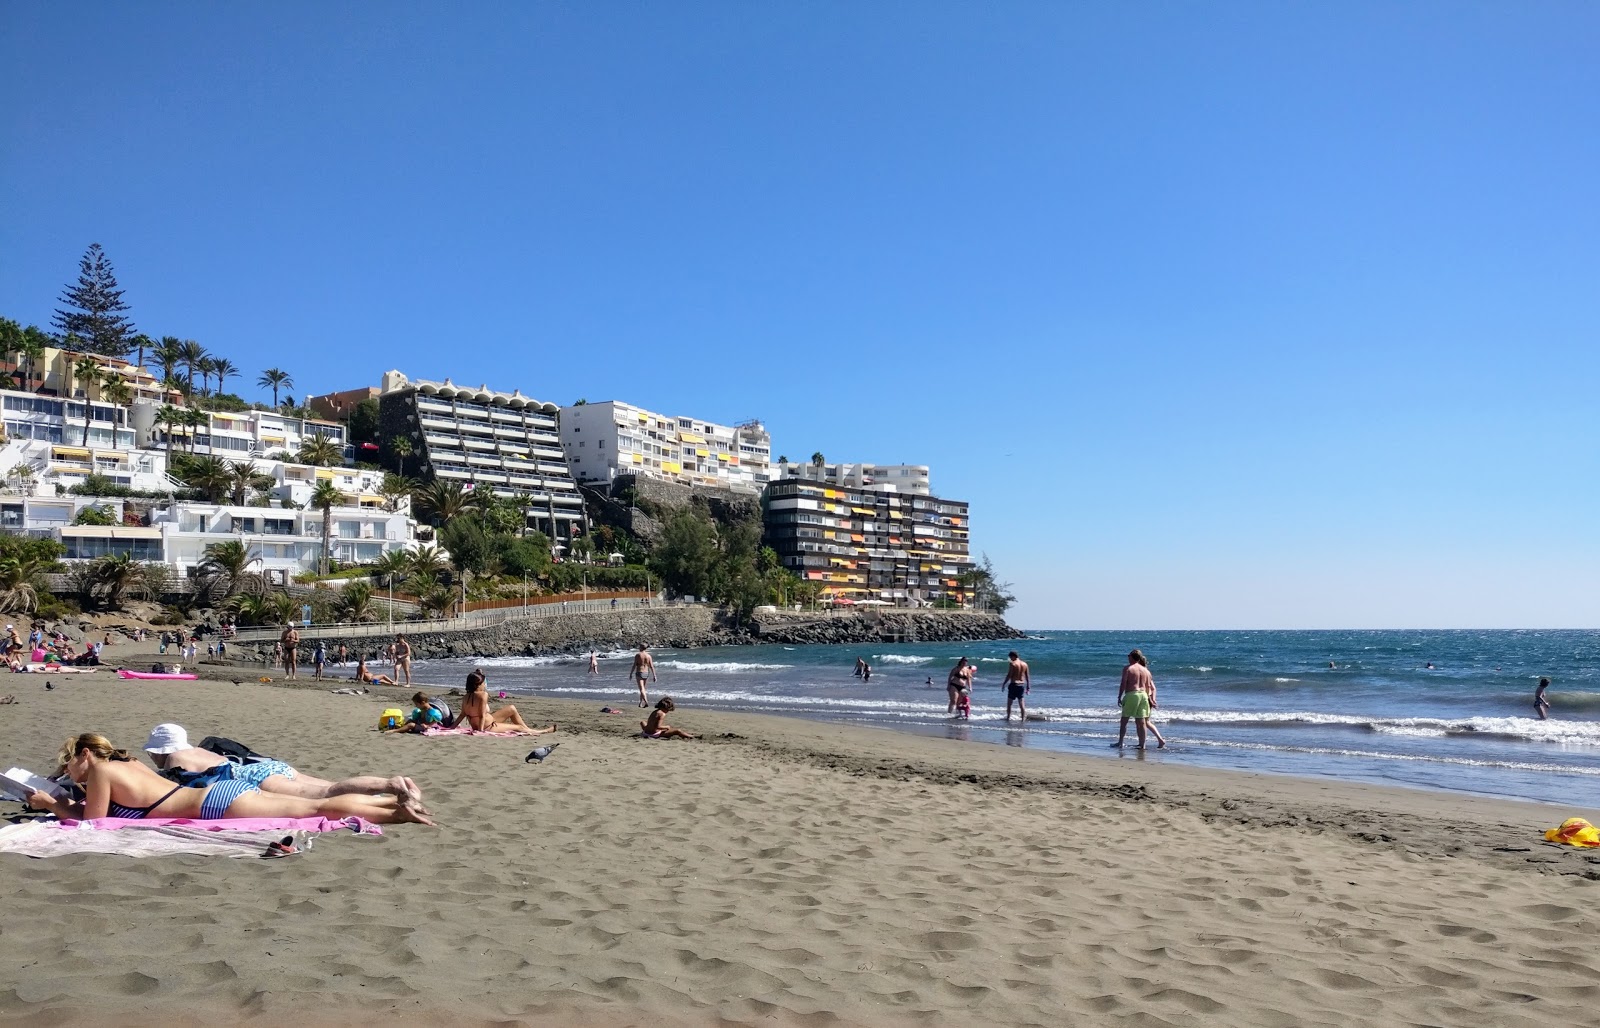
top-left (763, 478), bottom-right (973, 605)
top-left (559, 401), bottom-right (773, 495)
top-left (776, 460), bottom-right (931, 496)
top-left (134, 405), bottom-right (347, 461)
top-left (376, 371), bottom-right (585, 539)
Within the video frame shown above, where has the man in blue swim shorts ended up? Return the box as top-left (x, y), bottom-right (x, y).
top-left (143, 723), bottom-right (423, 808)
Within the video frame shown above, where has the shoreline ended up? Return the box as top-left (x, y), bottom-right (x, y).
top-left (3, 666), bottom-right (1599, 1025)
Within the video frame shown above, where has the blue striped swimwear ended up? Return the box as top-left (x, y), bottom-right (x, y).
top-left (199, 779), bottom-right (259, 819)
top-left (228, 759), bottom-right (295, 787)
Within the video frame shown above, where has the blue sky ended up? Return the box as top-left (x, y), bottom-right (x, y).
top-left (3, 4), bottom-right (1596, 629)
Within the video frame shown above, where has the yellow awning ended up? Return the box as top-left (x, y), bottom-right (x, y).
top-left (695, 448), bottom-right (708, 457)
top-left (637, 412), bottom-right (648, 421)
top-left (315, 468), bottom-right (335, 479)
top-left (663, 461), bottom-right (681, 473)
top-left (716, 452), bottom-right (729, 461)
top-left (631, 453), bottom-right (643, 463)
top-left (852, 506), bottom-right (873, 515)
top-left (52, 446), bottom-right (91, 458)
top-left (680, 432), bottom-right (703, 444)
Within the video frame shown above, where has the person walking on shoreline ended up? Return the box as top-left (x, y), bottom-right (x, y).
top-left (1114, 649), bottom-right (1166, 750)
top-left (1002, 651), bottom-right (1030, 721)
top-left (631, 643), bottom-right (657, 708)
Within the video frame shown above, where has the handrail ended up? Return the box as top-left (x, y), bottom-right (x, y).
top-left (226, 594), bottom-right (684, 643)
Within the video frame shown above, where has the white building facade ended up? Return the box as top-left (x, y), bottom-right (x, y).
top-left (151, 501), bottom-right (417, 579)
top-left (560, 401), bottom-right (773, 494)
top-left (775, 460), bottom-right (931, 496)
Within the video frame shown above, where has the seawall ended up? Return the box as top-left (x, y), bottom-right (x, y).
top-left (238, 608), bottom-right (1022, 662)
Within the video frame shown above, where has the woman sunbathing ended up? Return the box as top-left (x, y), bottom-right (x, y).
top-left (354, 658), bottom-right (397, 687)
top-left (459, 670), bottom-right (556, 737)
top-left (26, 733), bottom-right (432, 825)
top-left (641, 697), bottom-right (696, 740)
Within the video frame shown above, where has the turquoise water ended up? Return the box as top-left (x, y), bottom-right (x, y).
top-left (425, 629), bottom-right (1600, 806)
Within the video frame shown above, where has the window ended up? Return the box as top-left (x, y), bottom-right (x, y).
top-left (598, 440), bottom-right (605, 449)
top-left (236, 518), bottom-right (256, 533)
top-left (264, 518), bottom-right (295, 536)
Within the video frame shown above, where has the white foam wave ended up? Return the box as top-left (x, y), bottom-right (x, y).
top-left (872, 654), bottom-right (934, 665)
top-left (1273, 677), bottom-right (1301, 683)
top-left (476, 655), bottom-right (579, 667)
top-left (1196, 666), bottom-right (1214, 673)
top-left (657, 660), bottom-right (794, 673)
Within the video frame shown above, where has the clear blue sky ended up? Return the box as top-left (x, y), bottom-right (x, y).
top-left (3, 4), bottom-right (1596, 629)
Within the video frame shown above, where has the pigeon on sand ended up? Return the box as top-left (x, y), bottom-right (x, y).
top-left (525, 743), bottom-right (560, 764)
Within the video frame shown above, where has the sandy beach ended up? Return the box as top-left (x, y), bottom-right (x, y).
top-left (2, 658), bottom-right (1599, 1027)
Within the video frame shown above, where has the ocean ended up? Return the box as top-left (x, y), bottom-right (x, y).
top-left (420, 629), bottom-right (1600, 806)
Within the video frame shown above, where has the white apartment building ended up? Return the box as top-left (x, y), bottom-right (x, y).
top-left (776, 460), bottom-right (931, 496)
top-left (131, 403), bottom-right (347, 460)
top-left (559, 401), bottom-right (773, 494)
top-left (151, 501), bottom-right (416, 579)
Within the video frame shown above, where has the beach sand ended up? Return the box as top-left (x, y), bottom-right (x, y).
top-left (2, 661), bottom-right (1599, 1027)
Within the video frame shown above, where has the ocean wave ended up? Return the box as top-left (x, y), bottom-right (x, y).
top-left (475, 655), bottom-right (579, 667)
top-left (872, 654), bottom-right (934, 665)
top-left (1195, 666), bottom-right (1213, 673)
top-left (657, 660), bottom-right (794, 673)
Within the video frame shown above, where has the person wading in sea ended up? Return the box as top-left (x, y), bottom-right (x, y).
top-left (1002, 651), bottom-right (1030, 721)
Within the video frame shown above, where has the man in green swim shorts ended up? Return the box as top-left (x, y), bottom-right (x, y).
top-left (1114, 648), bottom-right (1166, 750)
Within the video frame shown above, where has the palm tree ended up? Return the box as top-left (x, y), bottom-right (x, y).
top-left (409, 545), bottom-right (448, 578)
top-left (297, 433), bottom-right (341, 467)
top-left (90, 553), bottom-right (145, 609)
top-left (184, 455), bottom-right (233, 502)
top-left (179, 339), bottom-right (207, 395)
top-left (212, 357), bottom-right (238, 397)
top-left (0, 554), bottom-right (47, 613)
top-left (154, 337), bottom-right (184, 385)
top-left (155, 405), bottom-right (182, 461)
top-left (185, 407), bottom-right (208, 453)
top-left (199, 539), bottom-right (261, 600)
top-left (334, 580), bottom-right (377, 623)
top-left (19, 329), bottom-right (48, 392)
top-left (379, 473), bottom-right (413, 512)
top-left (199, 356), bottom-right (222, 396)
top-left (229, 592), bottom-right (272, 626)
top-left (371, 549), bottom-right (411, 588)
top-left (72, 356), bottom-right (101, 447)
top-left (309, 479), bottom-right (347, 576)
top-left (412, 480), bottom-right (470, 523)
top-left (811, 452), bottom-right (825, 467)
top-left (101, 377), bottom-right (132, 428)
top-left (257, 368), bottom-right (293, 408)
top-left (390, 435), bottom-right (413, 477)
top-left (130, 333), bottom-right (154, 373)
top-left (228, 461), bottom-right (274, 505)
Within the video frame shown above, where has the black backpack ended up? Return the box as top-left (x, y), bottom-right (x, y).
top-left (199, 735), bottom-right (268, 765)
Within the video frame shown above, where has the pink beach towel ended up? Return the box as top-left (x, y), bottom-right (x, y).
top-left (418, 726), bottom-right (497, 737)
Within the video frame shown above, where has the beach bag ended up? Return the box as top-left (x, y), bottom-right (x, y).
top-left (199, 735), bottom-right (267, 765)
top-left (378, 708), bottom-right (406, 730)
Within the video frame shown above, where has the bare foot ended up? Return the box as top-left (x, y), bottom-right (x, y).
top-left (398, 796), bottom-right (435, 826)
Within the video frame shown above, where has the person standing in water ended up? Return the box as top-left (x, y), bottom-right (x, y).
top-left (1114, 649), bottom-right (1166, 749)
top-left (588, 650), bottom-right (599, 675)
top-left (630, 643), bottom-right (657, 708)
top-left (1001, 651), bottom-right (1030, 721)
top-left (1535, 677), bottom-right (1551, 719)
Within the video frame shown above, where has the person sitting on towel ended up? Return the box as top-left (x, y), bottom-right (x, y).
top-left (24, 733), bottom-right (432, 825)
top-left (142, 723), bottom-right (422, 807)
top-left (458, 669), bottom-right (556, 737)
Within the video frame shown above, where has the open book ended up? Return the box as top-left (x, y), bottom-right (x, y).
top-left (0, 767), bottom-right (70, 803)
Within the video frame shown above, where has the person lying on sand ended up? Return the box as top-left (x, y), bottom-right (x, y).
top-left (354, 658), bottom-right (397, 687)
top-left (641, 697), bottom-right (696, 740)
top-left (25, 733), bottom-right (432, 825)
top-left (459, 670), bottom-right (556, 737)
top-left (142, 723), bottom-right (423, 808)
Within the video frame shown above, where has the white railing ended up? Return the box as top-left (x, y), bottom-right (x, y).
top-left (226, 594), bottom-right (682, 643)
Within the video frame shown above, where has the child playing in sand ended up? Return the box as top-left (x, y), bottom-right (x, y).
top-left (641, 697), bottom-right (696, 740)
top-left (1114, 649), bottom-right (1166, 750)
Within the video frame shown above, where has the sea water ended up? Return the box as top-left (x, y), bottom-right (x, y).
top-left (422, 630), bottom-right (1600, 807)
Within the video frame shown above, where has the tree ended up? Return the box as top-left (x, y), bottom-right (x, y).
top-left (228, 461), bottom-right (274, 504)
top-left (52, 244), bottom-right (135, 357)
top-left (71, 356), bottom-right (101, 447)
top-left (811, 452), bottom-right (825, 467)
top-left (334, 580), bottom-right (377, 623)
top-left (183, 456), bottom-right (233, 502)
top-left (348, 398), bottom-right (379, 448)
top-left (154, 405), bottom-right (183, 461)
top-left (212, 357), bottom-right (238, 396)
top-left (179, 339), bottom-right (206, 394)
top-left (408, 545), bottom-right (448, 578)
top-left (184, 407), bottom-right (207, 453)
top-left (309, 480), bottom-right (347, 576)
top-left (370, 549), bottom-right (411, 591)
top-left (439, 516), bottom-right (494, 576)
top-left (101, 376), bottom-right (132, 413)
top-left (390, 436), bottom-right (413, 477)
top-left (71, 504), bottom-right (116, 526)
top-left (959, 553), bottom-right (1016, 614)
top-left (130, 333), bottom-right (153, 373)
top-left (0, 555), bottom-right (47, 613)
top-left (18, 326), bottom-right (49, 392)
top-left (257, 367), bottom-right (293, 408)
top-left (153, 337), bottom-right (184, 384)
top-left (650, 507), bottom-right (720, 599)
top-left (199, 539), bottom-right (261, 601)
top-left (379, 473), bottom-right (413, 512)
top-left (89, 552), bottom-right (145, 609)
top-left (195, 355), bottom-right (217, 396)
top-left (297, 433), bottom-right (341, 467)
top-left (412, 480), bottom-right (471, 524)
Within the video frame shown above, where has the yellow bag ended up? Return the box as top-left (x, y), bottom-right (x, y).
top-left (1544, 817), bottom-right (1600, 848)
top-left (378, 708), bottom-right (406, 731)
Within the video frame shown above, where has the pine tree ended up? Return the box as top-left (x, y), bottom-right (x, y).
top-left (52, 243), bottom-right (136, 357)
